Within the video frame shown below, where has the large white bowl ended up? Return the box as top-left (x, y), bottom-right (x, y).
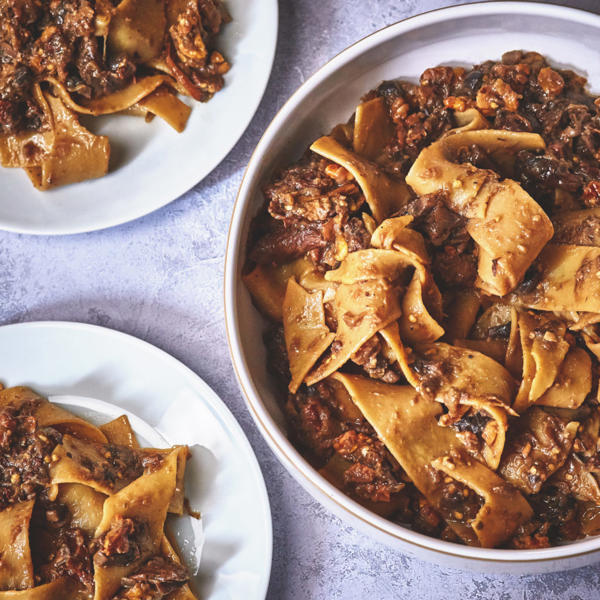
top-left (225, 2), bottom-right (600, 574)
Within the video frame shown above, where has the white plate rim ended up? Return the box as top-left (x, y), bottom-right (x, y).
top-left (224, 1), bottom-right (600, 565)
top-left (0, 0), bottom-right (278, 236)
top-left (0, 320), bottom-right (273, 597)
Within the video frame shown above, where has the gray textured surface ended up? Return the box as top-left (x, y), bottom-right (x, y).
top-left (2, 1), bottom-right (600, 598)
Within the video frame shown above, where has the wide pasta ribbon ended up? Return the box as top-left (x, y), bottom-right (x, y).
top-left (4, 89), bottom-right (110, 190)
top-left (371, 216), bottom-right (444, 344)
top-left (50, 434), bottom-right (188, 514)
top-left (49, 73), bottom-right (191, 132)
top-left (325, 220), bottom-right (444, 347)
top-left (536, 347), bottom-right (591, 409)
top-left (331, 372), bottom-right (532, 547)
top-left (430, 451), bottom-right (532, 548)
top-left (510, 310), bottom-right (591, 412)
top-left (443, 288), bottom-right (481, 341)
top-left (98, 412), bottom-right (189, 515)
top-left (282, 278), bottom-right (335, 393)
top-left (135, 87), bottom-right (192, 132)
top-left (301, 236), bottom-right (442, 388)
top-left (0, 87), bottom-right (110, 190)
top-left (108, 0), bottom-right (166, 63)
top-left (50, 434), bottom-right (142, 496)
top-left (397, 341), bottom-right (516, 412)
top-left (449, 108), bottom-right (490, 134)
top-left (452, 338), bottom-right (508, 365)
top-left (399, 342), bottom-right (516, 470)
top-left (0, 500), bottom-right (35, 591)
top-left (310, 135), bottom-right (412, 223)
top-left (100, 415), bottom-right (141, 448)
top-left (56, 483), bottom-right (107, 537)
top-left (44, 0), bottom-right (191, 131)
top-left (514, 311), bottom-right (569, 411)
top-left (0, 386), bottom-right (107, 443)
top-left (305, 273), bottom-right (403, 386)
top-left (92, 449), bottom-right (179, 600)
top-left (406, 128), bottom-right (553, 295)
top-left (242, 258), bottom-right (317, 322)
top-left (370, 216), bottom-right (429, 261)
top-left (0, 579), bottom-right (77, 599)
top-left (378, 325), bottom-right (514, 470)
top-left (448, 303), bottom-right (587, 410)
top-left (300, 244), bottom-right (430, 388)
top-left (323, 248), bottom-right (418, 284)
top-left (513, 244), bottom-right (600, 313)
top-left (352, 96), bottom-right (394, 162)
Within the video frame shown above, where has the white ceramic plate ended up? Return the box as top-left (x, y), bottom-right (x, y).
top-left (0, 321), bottom-right (272, 599)
top-left (225, 2), bottom-right (600, 574)
top-left (0, 0), bottom-right (277, 235)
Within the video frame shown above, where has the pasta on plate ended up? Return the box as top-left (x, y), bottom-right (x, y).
top-left (0, 385), bottom-right (198, 599)
top-left (0, 0), bottom-right (230, 189)
top-left (244, 51), bottom-right (600, 549)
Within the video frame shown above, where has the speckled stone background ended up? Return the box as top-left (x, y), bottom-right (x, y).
top-left (2, 1), bottom-right (600, 598)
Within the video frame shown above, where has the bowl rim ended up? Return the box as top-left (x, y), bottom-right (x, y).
top-left (225, 0), bottom-right (600, 563)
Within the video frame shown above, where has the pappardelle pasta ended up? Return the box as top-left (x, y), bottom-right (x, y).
top-left (0, 385), bottom-right (198, 599)
top-left (244, 51), bottom-right (600, 549)
top-left (0, 0), bottom-right (230, 189)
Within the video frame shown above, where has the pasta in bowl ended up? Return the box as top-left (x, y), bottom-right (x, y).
top-left (240, 50), bottom-right (600, 551)
top-left (0, 385), bottom-right (200, 599)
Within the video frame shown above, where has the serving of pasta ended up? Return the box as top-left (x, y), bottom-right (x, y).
top-left (0, 0), bottom-right (230, 190)
top-left (243, 50), bottom-right (600, 549)
top-left (0, 385), bottom-right (197, 599)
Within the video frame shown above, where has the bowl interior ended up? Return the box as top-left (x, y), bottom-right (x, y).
top-left (227, 2), bottom-right (600, 565)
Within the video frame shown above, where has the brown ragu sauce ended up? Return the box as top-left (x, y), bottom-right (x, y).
top-left (93, 516), bottom-right (150, 567)
top-left (37, 524), bottom-right (95, 590)
top-left (247, 51), bottom-right (600, 547)
top-left (1, 396), bottom-right (190, 598)
top-left (0, 400), bottom-right (62, 509)
top-left (251, 50), bottom-right (600, 276)
top-left (113, 556), bottom-right (190, 600)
